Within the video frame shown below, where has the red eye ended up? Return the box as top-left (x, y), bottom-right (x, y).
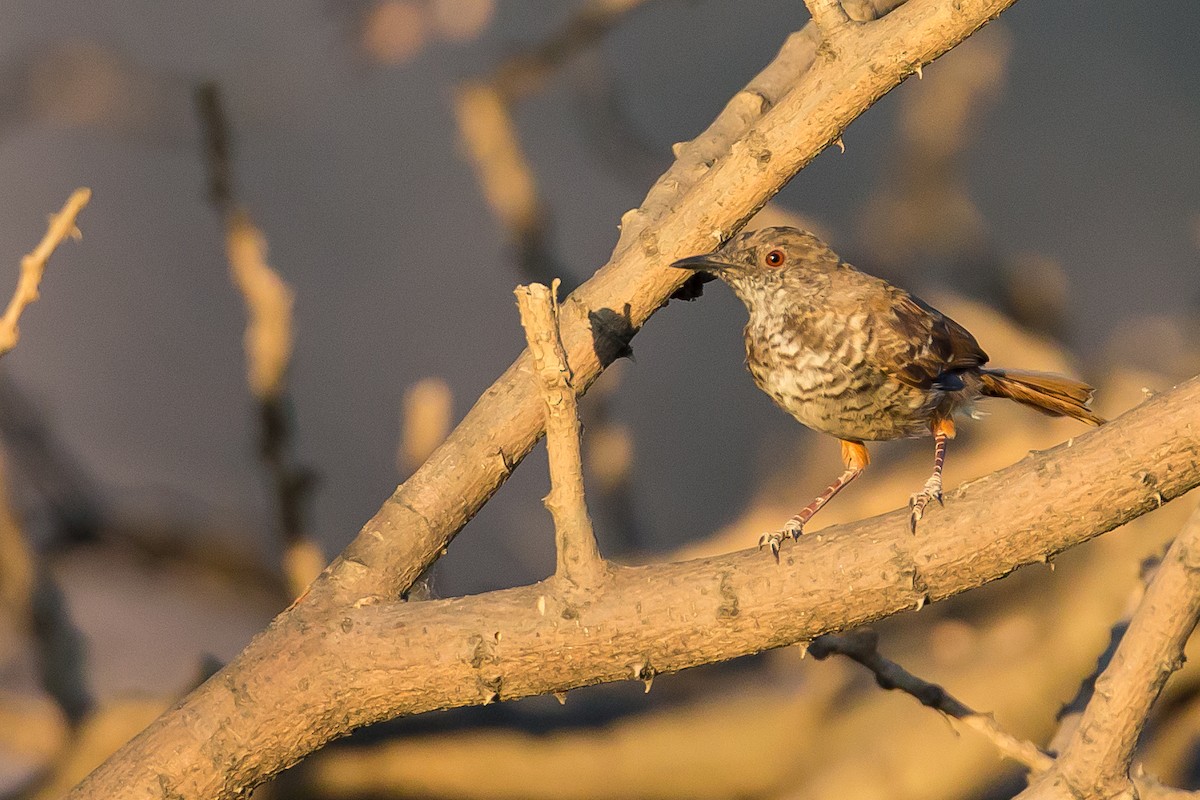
top-left (765, 249), bottom-right (785, 267)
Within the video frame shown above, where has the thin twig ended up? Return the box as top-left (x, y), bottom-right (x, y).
top-left (223, 212), bottom-right (296, 403)
top-left (0, 191), bottom-right (95, 730)
top-left (810, 630), bottom-right (1054, 773)
top-left (515, 281), bottom-right (607, 588)
top-left (0, 189), bottom-right (91, 357)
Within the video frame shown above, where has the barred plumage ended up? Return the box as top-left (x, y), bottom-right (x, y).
top-left (673, 227), bottom-right (1104, 554)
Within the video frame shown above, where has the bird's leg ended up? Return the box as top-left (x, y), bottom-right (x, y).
top-left (909, 417), bottom-right (955, 532)
top-left (760, 440), bottom-right (869, 558)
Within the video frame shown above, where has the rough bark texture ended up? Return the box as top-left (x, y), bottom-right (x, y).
top-left (1020, 504), bottom-right (1200, 800)
top-left (309, 0), bottom-right (1015, 611)
top-left (58, 1), bottom-right (1110, 798)
top-left (68, 374), bottom-right (1200, 800)
top-left (514, 282), bottom-right (607, 588)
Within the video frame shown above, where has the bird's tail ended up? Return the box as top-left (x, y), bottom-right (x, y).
top-left (979, 368), bottom-right (1106, 426)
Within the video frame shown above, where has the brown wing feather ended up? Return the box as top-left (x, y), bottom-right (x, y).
top-left (877, 291), bottom-right (989, 391)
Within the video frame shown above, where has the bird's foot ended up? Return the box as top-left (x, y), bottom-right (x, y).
top-left (759, 520), bottom-right (804, 560)
top-left (908, 476), bottom-right (944, 533)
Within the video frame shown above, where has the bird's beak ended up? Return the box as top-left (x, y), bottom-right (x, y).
top-left (670, 253), bottom-right (732, 273)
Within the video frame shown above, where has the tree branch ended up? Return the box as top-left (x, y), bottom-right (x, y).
top-left (809, 630), bottom-right (1055, 773)
top-left (1020, 504), bottom-right (1200, 800)
top-left (65, 373), bottom-right (1200, 800)
top-left (310, 0), bottom-right (1024, 614)
top-left (1048, 553), bottom-right (1159, 757)
top-left (804, 0), bottom-right (854, 34)
top-left (399, 378), bottom-right (453, 474)
top-left (0, 452), bottom-right (93, 730)
top-left (58, 2), bottom-right (1086, 797)
top-left (515, 282), bottom-right (608, 589)
top-left (454, 0), bottom-right (659, 285)
top-left (0, 190), bottom-right (94, 732)
top-left (0, 188), bottom-right (91, 357)
top-left (196, 82), bottom-right (323, 599)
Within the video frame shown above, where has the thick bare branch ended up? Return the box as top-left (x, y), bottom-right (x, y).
top-left (515, 282), bottom-right (608, 588)
top-left (313, 0), bottom-right (1023, 612)
top-left (0, 188), bottom-right (91, 357)
top-left (810, 630), bottom-right (1055, 772)
top-left (64, 374), bottom-right (1200, 800)
top-left (1021, 505), bottom-right (1200, 800)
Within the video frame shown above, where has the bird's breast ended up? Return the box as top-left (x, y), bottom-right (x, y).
top-left (743, 311), bottom-right (931, 440)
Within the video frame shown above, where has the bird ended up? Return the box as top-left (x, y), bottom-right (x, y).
top-left (671, 227), bottom-right (1104, 555)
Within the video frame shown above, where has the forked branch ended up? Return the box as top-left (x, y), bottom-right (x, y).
top-left (316, 0), bottom-right (1025, 611)
top-left (64, 2), bottom-right (1061, 798)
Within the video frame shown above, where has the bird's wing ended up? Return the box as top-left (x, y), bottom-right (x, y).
top-left (874, 289), bottom-right (990, 391)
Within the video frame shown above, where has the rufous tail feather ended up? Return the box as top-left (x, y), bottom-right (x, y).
top-left (979, 369), bottom-right (1105, 426)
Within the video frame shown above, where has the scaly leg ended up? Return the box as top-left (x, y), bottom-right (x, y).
top-left (909, 417), bottom-right (955, 532)
top-left (760, 440), bottom-right (869, 558)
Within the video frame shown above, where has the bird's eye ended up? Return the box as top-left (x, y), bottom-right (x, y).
top-left (764, 249), bottom-right (785, 267)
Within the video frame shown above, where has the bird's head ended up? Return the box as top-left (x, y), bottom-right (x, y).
top-left (670, 227), bottom-right (840, 299)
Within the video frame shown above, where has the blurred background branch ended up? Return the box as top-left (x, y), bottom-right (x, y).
top-left (0, 190), bottom-right (90, 357)
top-left (0, 192), bottom-right (94, 800)
top-left (195, 83), bottom-right (323, 600)
top-left (809, 630), bottom-right (1055, 774)
top-left (454, 0), bottom-right (660, 287)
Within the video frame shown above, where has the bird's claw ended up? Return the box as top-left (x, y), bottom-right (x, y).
top-left (908, 477), bottom-right (944, 533)
top-left (758, 532), bottom-right (783, 560)
top-left (758, 522), bottom-right (803, 561)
